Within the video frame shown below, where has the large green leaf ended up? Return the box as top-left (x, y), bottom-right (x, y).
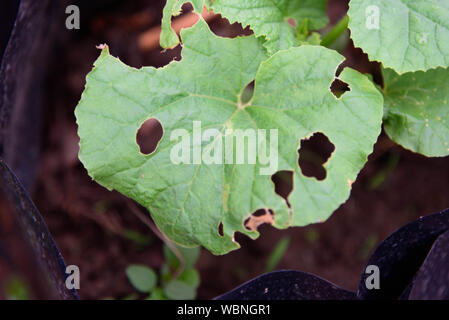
top-left (75, 19), bottom-right (383, 255)
top-left (348, 0), bottom-right (449, 74)
top-left (160, 0), bottom-right (328, 53)
top-left (209, 0), bottom-right (328, 53)
top-left (383, 67), bottom-right (449, 157)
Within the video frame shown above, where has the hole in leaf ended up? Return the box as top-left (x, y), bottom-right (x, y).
top-left (208, 15), bottom-right (253, 39)
top-left (180, 2), bottom-right (193, 12)
top-left (136, 118), bottom-right (163, 155)
top-left (271, 170), bottom-right (293, 205)
top-left (240, 80), bottom-right (254, 105)
top-left (298, 132), bottom-right (335, 181)
top-left (244, 209), bottom-right (274, 231)
top-left (330, 78), bottom-right (350, 98)
top-left (218, 222), bottom-right (224, 237)
top-left (252, 209), bottom-right (267, 217)
top-left (233, 231), bottom-right (254, 246)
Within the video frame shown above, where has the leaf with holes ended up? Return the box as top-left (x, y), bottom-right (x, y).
top-left (208, 0), bottom-right (328, 53)
top-left (159, 0), bottom-right (328, 53)
top-left (160, 0), bottom-right (205, 49)
top-left (382, 67), bottom-right (449, 157)
top-left (348, 0), bottom-right (449, 74)
top-left (75, 19), bottom-right (383, 255)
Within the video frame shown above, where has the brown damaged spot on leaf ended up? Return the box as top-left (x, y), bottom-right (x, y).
top-left (96, 43), bottom-right (108, 50)
top-left (244, 209), bottom-right (274, 231)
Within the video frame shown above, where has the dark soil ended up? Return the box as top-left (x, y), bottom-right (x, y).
top-left (2, 0), bottom-right (449, 300)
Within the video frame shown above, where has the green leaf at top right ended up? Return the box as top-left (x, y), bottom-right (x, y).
top-left (348, 0), bottom-right (449, 74)
top-left (382, 67), bottom-right (449, 157)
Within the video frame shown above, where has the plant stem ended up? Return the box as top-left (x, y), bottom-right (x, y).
top-left (128, 201), bottom-right (186, 280)
top-left (320, 15), bottom-right (349, 48)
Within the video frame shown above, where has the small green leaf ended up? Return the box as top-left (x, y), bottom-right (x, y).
top-left (178, 268), bottom-right (200, 289)
top-left (265, 236), bottom-right (290, 272)
top-left (348, 0), bottom-right (449, 74)
top-left (297, 32), bottom-right (322, 46)
top-left (146, 288), bottom-right (168, 300)
top-left (383, 67), bottom-right (449, 157)
top-left (126, 265), bottom-right (157, 293)
top-left (164, 280), bottom-right (196, 300)
top-left (295, 18), bottom-right (310, 41)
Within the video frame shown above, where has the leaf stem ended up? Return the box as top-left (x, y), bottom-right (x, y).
top-left (320, 15), bottom-right (349, 48)
top-left (128, 202), bottom-right (186, 280)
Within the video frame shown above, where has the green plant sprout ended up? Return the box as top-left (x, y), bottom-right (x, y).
top-left (265, 236), bottom-right (291, 272)
top-left (126, 244), bottom-right (201, 300)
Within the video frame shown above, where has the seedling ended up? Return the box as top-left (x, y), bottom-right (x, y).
top-left (126, 244), bottom-right (201, 300)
